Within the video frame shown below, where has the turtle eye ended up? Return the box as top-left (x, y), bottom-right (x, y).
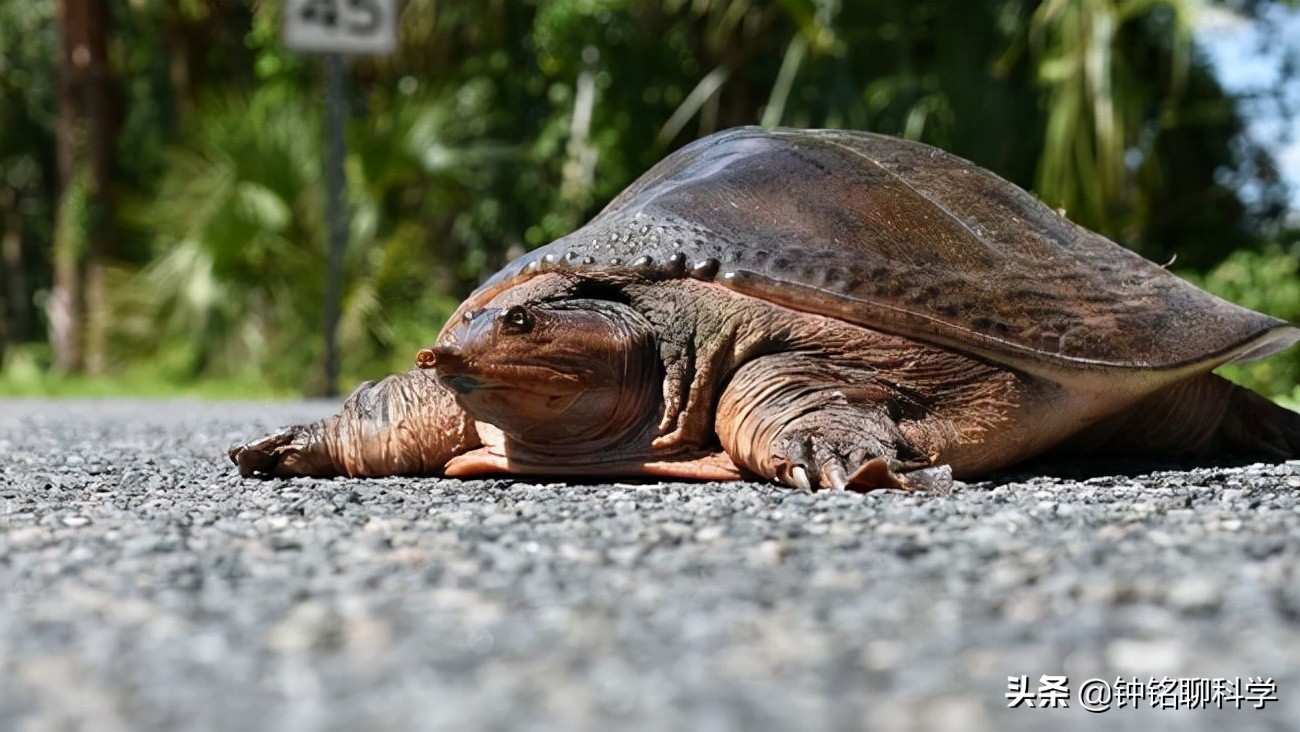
top-left (500, 305), bottom-right (535, 334)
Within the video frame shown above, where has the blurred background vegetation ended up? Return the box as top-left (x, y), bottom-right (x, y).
top-left (0, 0), bottom-right (1297, 402)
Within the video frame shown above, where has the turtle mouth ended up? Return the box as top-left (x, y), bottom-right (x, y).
top-left (441, 374), bottom-right (487, 394)
top-left (423, 347), bottom-right (487, 394)
top-left (428, 345), bottom-right (583, 396)
top-left (449, 364), bottom-right (582, 395)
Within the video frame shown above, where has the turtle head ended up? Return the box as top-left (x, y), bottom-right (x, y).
top-left (421, 298), bottom-right (660, 453)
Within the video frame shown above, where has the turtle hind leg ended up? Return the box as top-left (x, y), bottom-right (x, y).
top-left (1063, 373), bottom-right (1300, 461)
top-left (714, 352), bottom-right (938, 492)
top-left (1209, 379), bottom-right (1300, 459)
top-left (229, 369), bottom-right (479, 478)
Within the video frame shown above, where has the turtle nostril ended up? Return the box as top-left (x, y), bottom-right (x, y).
top-left (415, 348), bottom-right (437, 369)
top-left (428, 345), bottom-right (469, 373)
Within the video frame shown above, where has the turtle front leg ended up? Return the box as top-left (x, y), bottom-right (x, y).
top-left (229, 369), bottom-right (479, 478)
top-left (715, 352), bottom-right (943, 492)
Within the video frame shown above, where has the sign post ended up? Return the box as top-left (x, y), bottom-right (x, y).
top-left (284, 0), bottom-right (397, 396)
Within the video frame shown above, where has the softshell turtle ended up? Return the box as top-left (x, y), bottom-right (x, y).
top-left (230, 127), bottom-right (1300, 491)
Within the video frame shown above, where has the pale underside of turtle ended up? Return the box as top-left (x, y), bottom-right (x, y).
top-left (230, 127), bottom-right (1300, 491)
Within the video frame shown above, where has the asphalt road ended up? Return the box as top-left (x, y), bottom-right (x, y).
top-left (3, 399), bottom-right (1300, 732)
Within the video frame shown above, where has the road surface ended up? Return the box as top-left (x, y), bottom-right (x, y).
top-left (2, 399), bottom-right (1299, 731)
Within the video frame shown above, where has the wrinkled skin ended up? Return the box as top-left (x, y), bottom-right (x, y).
top-left (432, 299), bottom-right (658, 455)
top-left (230, 367), bottom-right (477, 479)
top-left (231, 274), bottom-right (1300, 490)
top-left (230, 127), bottom-right (1300, 490)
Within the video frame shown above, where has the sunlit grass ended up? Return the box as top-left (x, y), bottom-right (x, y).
top-left (0, 344), bottom-right (296, 400)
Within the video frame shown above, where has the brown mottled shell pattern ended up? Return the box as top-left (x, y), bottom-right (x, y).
top-left (464, 127), bottom-right (1297, 375)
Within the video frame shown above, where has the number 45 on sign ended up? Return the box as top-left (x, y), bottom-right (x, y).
top-left (284, 0), bottom-right (397, 56)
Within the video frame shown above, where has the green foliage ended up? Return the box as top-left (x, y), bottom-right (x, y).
top-left (115, 93), bottom-right (322, 386)
top-left (1, 0), bottom-right (1296, 400)
top-left (0, 344), bottom-right (292, 399)
top-left (1026, 0), bottom-right (1191, 235)
top-left (0, 0), bottom-right (58, 307)
top-left (112, 1), bottom-right (482, 391)
top-left (1186, 245), bottom-right (1300, 406)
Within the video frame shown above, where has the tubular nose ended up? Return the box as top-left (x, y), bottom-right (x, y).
top-left (415, 345), bottom-right (468, 372)
top-left (432, 345), bottom-right (467, 371)
top-left (420, 345), bottom-right (481, 393)
top-left (416, 345), bottom-right (473, 374)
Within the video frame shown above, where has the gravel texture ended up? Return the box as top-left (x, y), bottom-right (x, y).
top-left (2, 398), bottom-right (1300, 731)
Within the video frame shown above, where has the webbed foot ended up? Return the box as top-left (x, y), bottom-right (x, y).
top-left (770, 416), bottom-right (931, 492)
top-left (228, 369), bottom-right (479, 479)
top-left (716, 352), bottom-right (942, 493)
top-left (229, 424), bottom-right (333, 478)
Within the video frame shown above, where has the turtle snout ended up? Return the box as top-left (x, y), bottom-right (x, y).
top-left (420, 344), bottom-right (484, 394)
top-left (415, 348), bottom-right (437, 369)
top-left (415, 345), bottom-right (468, 371)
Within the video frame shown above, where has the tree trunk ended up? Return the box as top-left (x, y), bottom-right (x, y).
top-left (164, 0), bottom-right (207, 124)
top-left (51, 0), bottom-right (116, 375)
top-left (0, 206), bottom-right (33, 362)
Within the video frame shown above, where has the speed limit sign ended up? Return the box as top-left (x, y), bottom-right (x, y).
top-left (284, 0), bottom-right (397, 55)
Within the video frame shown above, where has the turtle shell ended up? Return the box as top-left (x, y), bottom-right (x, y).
top-left (472, 127), bottom-right (1300, 375)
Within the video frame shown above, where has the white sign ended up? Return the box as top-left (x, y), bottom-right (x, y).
top-left (284, 0), bottom-right (397, 56)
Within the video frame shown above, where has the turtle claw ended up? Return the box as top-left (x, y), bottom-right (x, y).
top-left (229, 427), bottom-right (294, 478)
top-left (229, 425), bottom-right (329, 479)
top-left (789, 465), bottom-right (813, 491)
top-left (773, 433), bottom-right (887, 492)
top-left (823, 462), bottom-right (849, 492)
